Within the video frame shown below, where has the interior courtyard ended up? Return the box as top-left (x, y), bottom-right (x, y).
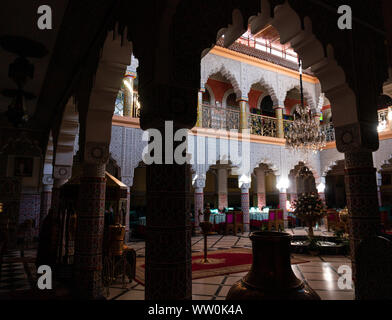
top-left (0, 0), bottom-right (392, 302)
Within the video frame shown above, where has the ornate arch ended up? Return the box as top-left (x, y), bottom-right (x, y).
top-left (257, 92), bottom-right (271, 110)
top-left (54, 97), bottom-right (79, 168)
top-left (243, 1), bottom-right (359, 137)
top-left (204, 83), bottom-right (216, 105)
top-left (201, 53), bottom-right (242, 99)
top-left (222, 88), bottom-right (236, 108)
top-left (245, 67), bottom-right (280, 107)
top-left (81, 26), bottom-right (132, 165)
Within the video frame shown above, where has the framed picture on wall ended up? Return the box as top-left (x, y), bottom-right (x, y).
top-left (14, 157), bottom-right (33, 177)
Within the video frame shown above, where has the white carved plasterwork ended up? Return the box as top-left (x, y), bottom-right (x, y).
top-left (201, 54), bottom-right (242, 98)
top-left (249, 142), bottom-right (281, 176)
top-left (319, 148), bottom-right (344, 177)
top-left (110, 126), bottom-right (147, 187)
top-left (201, 53), bottom-right (320, 111)
top-left (244, 64), bottom-right (279, 105)
top-left (373, 138), bottom-right (392, 171)
top-left (283, 148), bottom-right (321, 183)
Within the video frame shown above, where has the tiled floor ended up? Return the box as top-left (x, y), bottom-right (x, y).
top-left (111, 228), bottom-right (355, 300)
top-left (0, 249), bottom-right (35, 295)
top-left (0, 228), bottom-right (355, 300)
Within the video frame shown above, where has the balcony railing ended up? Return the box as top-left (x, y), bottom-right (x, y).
top-left (200, 105), bottom-right (392, 143)
top-left (321, 123), bottom-right (335, 142)
top-left (250, 113), bottom-right (278, 137)
top-left (115, 103), bottom-right (391, 144)
top-left (202, 104), bottom-right (240, 130)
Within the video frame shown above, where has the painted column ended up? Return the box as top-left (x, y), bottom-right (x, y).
top-left (196, 89), bottom-right (204, 127)
top-left (217, 168), bottom-right (228, 210)
top-left (39, 175), bottom-right (53, 230)
top-left (274, 107), bottom-right (284, 138)
top-left (49, 166), bottom-right (72, 266)
top-left (376, 172), bottom-right (383, 207)
top-left (255, 168), bottom-right (266, 209)
top-left (279, 191), bottom-right (288, 229)
top-left (126, 187), bottom-right (131, 242)
top-left (194, 188), bottom-right (204, 229)
top-left (74, 162), bottom-right (106, 299)
top-left (193, 177), bottom-right (205, 229)
top-left (239, 100), bottom-right (249, 132)
top-left (241, 185), bottom-right (250, 232)
top-left (124, 56), bottom-right (139, 118)
top-left (290, 177), bottom-right (298, 203)
top-left (123, 75), bottom-right (135, 117)
top-left (344, 151), bottom-right (381, 299)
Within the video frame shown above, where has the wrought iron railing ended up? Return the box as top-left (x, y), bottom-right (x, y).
top-left (283, 120), bottom-right (293, 139)
top-left (117, 103), bottom-right (391, 142)
top-left (249, 114), bottom-right (278, 137)
top-left (321, 123), bottom-right (335, 142)
top-left (202, 104), bottom-right (240, 130)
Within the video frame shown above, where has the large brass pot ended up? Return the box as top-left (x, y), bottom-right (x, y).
top-left (226, 231), bottom-right (320, 300)
top-left (108, 224), bottom-right (125, 256)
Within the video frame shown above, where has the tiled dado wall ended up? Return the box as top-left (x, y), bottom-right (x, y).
top-left (18, 193), bottom-right (41, 237)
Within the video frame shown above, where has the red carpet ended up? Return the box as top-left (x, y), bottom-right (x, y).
top-left (135, 248), bottom-right (309, 285)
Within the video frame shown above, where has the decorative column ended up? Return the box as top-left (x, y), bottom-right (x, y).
top-left (239, 99), bottom-right (249, 132)
top-left (277, 176), bottom-right (290, 228)
top-left (240, 183), bottom-right (251, 232)
top-left (193, 177), bottom-right (205, 229)
top-left (49, 166), bottom-right (72, 265)
top-left (123, 56), bottom-right (139, 117)
top-left (74, 143), bottom-right (108, 300)
top-left (344, 151), bottom-right (381, 299)
top-left (376, 172), bottom-right (383, 207)
top-left (217, 168), bottom-right (228, 210)
top-left (196, 89), bottom-right (204, 127)
top-left (255, 168), bottom-right (266, 209)
top-left (123, 75), bottom-right (134, 117)
top-left (290, 177), bottom-right (298, 203)
top-left (145, 155), bottom-right (192, 300)
top-left (40, 174), bottom-right (53, 230)
top-left (279, 190), bottom-right (288, 229)
top-left (126, 186), bottom-right (131, 242)
top-left (274, 107), bottom-right (285, 138)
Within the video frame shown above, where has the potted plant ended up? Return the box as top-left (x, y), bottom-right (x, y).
top-left (293, 193), bottom-right (326, 238)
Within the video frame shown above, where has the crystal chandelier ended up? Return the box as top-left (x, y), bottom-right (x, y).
top-left (286, 60), bottom-right (326, 152)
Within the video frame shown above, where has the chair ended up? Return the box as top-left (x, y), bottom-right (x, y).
top-left (224, 212), bottom-right (235, 235)
top-left (234, 211), bottom-right (244, 234)
top-left (268, 210), bottom-right (276, 231)
top-left (276, 209), bottom-right (284, 231)
top-left (381, 210), bottom-right (389, 232)
top-left (326, 209), bottom-right (339, 231)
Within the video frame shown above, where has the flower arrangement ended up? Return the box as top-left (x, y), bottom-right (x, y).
top-left (293, 193), bottom-right (326, 237)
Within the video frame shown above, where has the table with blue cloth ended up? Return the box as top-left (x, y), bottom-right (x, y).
top-left (249, 207), bottom-right (269, 229)
top-left (208, 211), bottom-right (226, 232)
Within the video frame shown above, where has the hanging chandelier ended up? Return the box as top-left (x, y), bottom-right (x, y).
top-left (286, 60), bottom-right (326, 153)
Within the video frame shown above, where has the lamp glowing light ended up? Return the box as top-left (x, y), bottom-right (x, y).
top-left (317, 182), bottom-right (326, 193)
top-left (276, 177), bottom-right (290, 191)
top-left (388, 108), bottom-right (392, 121)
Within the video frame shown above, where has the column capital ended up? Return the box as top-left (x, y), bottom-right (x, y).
top-left (42, 174), bottom-right (54, 186)
top-left (84, 142), bottom-right (110, 165)
top-left (193, 178), bottom-right (206, 189)
top-left (53, 165), bottom-right (72, 181)
top-left (240, 183), bottom-right (251, 191)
